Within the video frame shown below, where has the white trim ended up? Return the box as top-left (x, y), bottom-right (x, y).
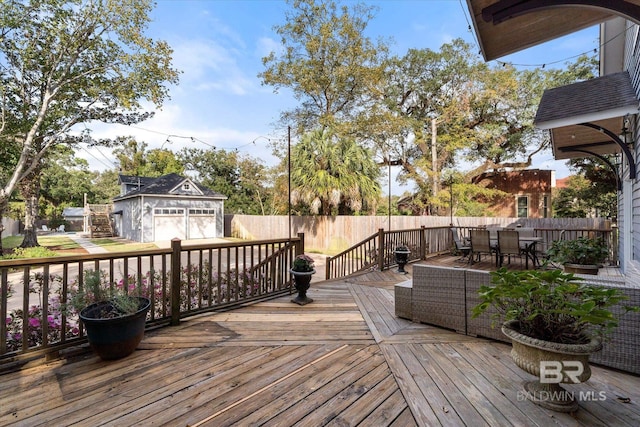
top-left (536, 105), bottom-right (640, 130)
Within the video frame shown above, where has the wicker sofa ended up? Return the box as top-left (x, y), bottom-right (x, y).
top-left (395, 264), bottom-right (640, 375)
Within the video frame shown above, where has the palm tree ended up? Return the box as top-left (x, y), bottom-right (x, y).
top-left (291, 129), bottom-right (380, 215)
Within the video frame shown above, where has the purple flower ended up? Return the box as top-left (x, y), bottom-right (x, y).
top-left (28, 318), bottom-right (41, 328)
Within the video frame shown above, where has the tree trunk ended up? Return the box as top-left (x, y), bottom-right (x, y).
top-left (0, 197), bottom-right (8, 254)
top-left (19, 168), bottom-right (41, 248)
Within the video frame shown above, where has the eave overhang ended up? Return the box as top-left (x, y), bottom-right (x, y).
top-left (466, 0), bottom-right (640, 61)
top-left (534, 71), bottom-right (639, 178)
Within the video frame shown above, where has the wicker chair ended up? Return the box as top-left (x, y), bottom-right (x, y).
top-left (469, 229), bottom-right (497, 265)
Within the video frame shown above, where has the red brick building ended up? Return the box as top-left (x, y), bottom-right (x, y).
top-left (472, 169), bottom-right (554, 218)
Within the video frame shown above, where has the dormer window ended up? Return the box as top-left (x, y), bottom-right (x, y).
top-left (183, 183), bottom-right (190, 191)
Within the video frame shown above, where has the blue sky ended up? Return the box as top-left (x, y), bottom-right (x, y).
top-left (81, 0), bottom-right (600, 193)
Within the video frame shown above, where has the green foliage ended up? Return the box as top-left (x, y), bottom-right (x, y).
top-left (292, 254), bottom-right (315, 272)
top-left (472, 268), bottom-right (636, 344)
top-left (66, 269), bottom-right (141, 317)
top-left (1, 246), bottom-right (58, 260)
top-left (0, 0), bottom-right (179, 230)
top-left (260, 0), bottom-right (388, 134)
top-left (114, 138), bottom-right (185, 177)
top-left (554, 160), bottom-right (617, 219)
top-left (546, 236), bottom-right (609, 266)
top-left (179, 147), bottom-right (271, 215)
top-left (40, 146), bottom-right (96, 210)
top-left (290, 128), bottom-right (380, 215)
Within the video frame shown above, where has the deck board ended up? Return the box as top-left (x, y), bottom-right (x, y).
top-left (1, 266), bottom-right (639, 426)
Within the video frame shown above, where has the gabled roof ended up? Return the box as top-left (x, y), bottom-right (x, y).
top-left (113, 173), bottom-right (226, 201)
top-left (534, 71), bottom-right (640, 159)
top-left (118, 175), bottom-right (157, 190)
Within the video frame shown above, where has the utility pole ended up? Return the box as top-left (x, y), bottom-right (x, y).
top-left (431, 118), bottom-right (438, 202)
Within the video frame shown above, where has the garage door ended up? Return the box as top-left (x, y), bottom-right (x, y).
top-left (153, 208), bottom-right (186, 241)
top-left (188, 209), bottom-right (217, 239)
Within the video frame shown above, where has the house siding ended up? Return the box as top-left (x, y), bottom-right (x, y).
top-left (113, 196), bottom-right (223, 243)
top-left (622, 21), bottom-right (640, 272)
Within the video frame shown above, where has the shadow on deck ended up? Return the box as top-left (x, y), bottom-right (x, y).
top-left (0, 262), bottom-right (637, 426)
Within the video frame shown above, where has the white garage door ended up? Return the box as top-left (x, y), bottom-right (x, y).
top-left (188, 209), bottom-right (217, 239)
top-left (153, 208), bottom-right (186, 241)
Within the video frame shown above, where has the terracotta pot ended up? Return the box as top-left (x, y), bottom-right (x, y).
top-left (502, 320), bottom-right (602, 412)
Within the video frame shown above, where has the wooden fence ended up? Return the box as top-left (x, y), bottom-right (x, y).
top-left (0, 236), bottom-right (303, 370)
top-left (226, 215), bottom-right (612, 254)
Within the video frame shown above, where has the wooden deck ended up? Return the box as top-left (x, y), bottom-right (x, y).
top-left (1, 263), bottom-right (638, 426)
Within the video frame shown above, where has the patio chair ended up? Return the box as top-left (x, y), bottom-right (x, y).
top-left (469, 229), bottom-right (498, 265)
top-left (450, 227), bottom-right (471, 262)
top-left (497, 230), bottom-right (524, 267)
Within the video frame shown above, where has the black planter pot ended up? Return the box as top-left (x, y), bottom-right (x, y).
top-left (290, 269), bottom-right (315, 305)
top-left (394, 250), bottom-right (411, 274)
top-left (80, 296), bottom-right (151, 360)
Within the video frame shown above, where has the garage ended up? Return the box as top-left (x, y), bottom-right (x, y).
top-left (153, 208), bottom-right (186, 241)
top-left (113, 174), bottom-right (226, 243)
top-left (187, 208), bottom-right (217, 239)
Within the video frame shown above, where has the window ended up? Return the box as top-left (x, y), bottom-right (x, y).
top-left (542, 195), bottom-right (549, 218)
top-left (517, 196), bottom-right (528, 218)
top-left (189, 208), bottom-right (215, 215)
top-left (182, 183), bottom-right (191, 191)
top-left (154, 208), bottom-right (184, 215)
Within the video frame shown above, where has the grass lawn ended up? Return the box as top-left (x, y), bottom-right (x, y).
top-left (90, 238), bottom-right (158, 252)
top-left (1, 234), bottom-right (86, 256)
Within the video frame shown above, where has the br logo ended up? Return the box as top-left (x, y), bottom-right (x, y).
top-left (540, 361), bottom-right (584, 384)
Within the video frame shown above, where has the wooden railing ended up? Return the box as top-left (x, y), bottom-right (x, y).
top-left (0, 235), bottom-right (303, 368)
top-left (326, 226), bottom-right (452, 280)
top-left (325, 226), bottom-right (618, 280)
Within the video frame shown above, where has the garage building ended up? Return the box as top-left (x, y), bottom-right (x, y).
top-left (113, 174), bottom-right (226, 243)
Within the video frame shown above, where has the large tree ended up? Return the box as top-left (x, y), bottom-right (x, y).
top-left (179, 148), bottom-right (272, 215)
top-left (259, 0), bottom-right (388, 136)
top-left (113, 137), bottom-right (184, 177)
top-left (379, 42), bottom-right (598, 214)
top-left (0, 0), bottom-right (179, 246)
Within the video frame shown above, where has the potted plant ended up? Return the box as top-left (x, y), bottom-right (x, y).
top-left (394, 244), bottom-right (411, 274)
top-left (67, 269), bottom-right (150, 360)
top-left (546, 236), bottom-right (608, 275)
top-left (472, 268), bottom-right (637, 412)
top-left (290, 254), bottom-right (315, 305)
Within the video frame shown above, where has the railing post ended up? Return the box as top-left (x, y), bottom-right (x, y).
top-left (296, 232), bottom-right (305, 256)
top-left (377, 228), bottom-right (385, 271)
top-left (170, 238), bottom-right (181, 326)
top-left (420, 225), bottom-right (426, 260)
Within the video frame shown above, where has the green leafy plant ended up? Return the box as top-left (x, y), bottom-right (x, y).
top-left (546, 236), bottom-right (608, 266)
top-left (472, 268), bottom-right (637, 344)
top-left (292, 254), bottom-right (315, 272)
top-left (67, 269), bottom-right (142, 318)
